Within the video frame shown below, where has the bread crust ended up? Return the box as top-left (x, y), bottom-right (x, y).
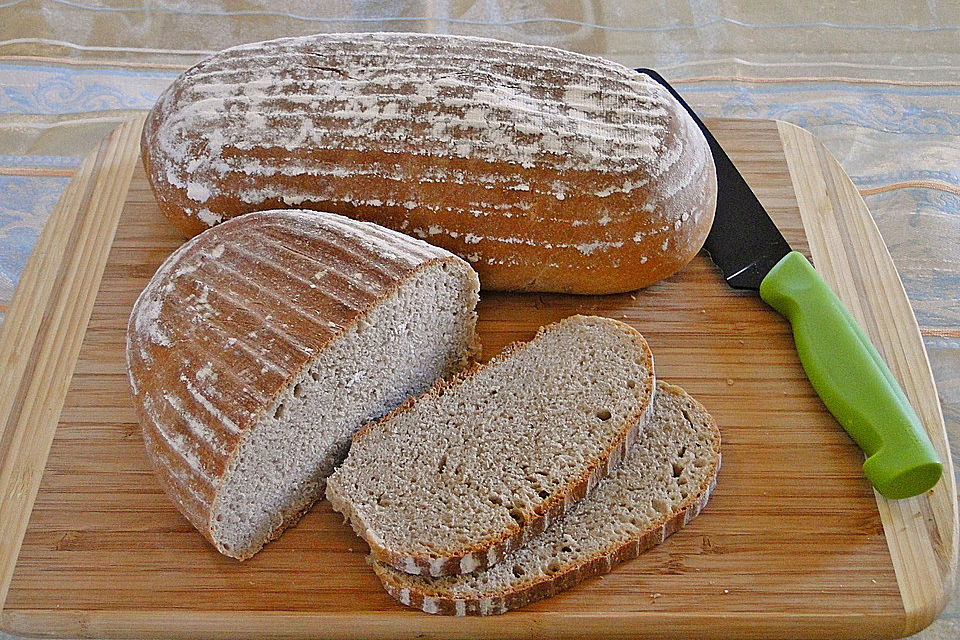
top-left (126, 209), bottom-right (479, 559)
top-left (140, 32), bottom-right (717, 294)
top-left (325, 316), bottom-right (655, 577)
top-left (371, 381), bottom-right (722, 614)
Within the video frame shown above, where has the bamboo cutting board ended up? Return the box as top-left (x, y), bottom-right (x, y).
top-left (0, 117), bottom-right (955, 640)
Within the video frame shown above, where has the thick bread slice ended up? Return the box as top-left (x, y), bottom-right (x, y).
top-left (126, 209), bottom-right (480, 560)
top-left (326, 315), bottom-right (655, 577)
top-left (373, 381), bottom-right (721, 615)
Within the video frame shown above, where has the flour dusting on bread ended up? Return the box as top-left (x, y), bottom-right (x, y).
top-left (141, 32), bottom-right (717, 293)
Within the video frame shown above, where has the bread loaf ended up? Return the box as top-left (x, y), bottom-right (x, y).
top-left (373, 381), bottom-right (721, 615)
top-left (141, 32), bottom-right (716, 294)
top-left (326, 315), bottom-right (655, 577)
top-left (126, 209), bottom-right (480, 560)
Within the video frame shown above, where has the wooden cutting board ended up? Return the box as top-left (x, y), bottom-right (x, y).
top-left (0, 117), bottom-right (955, 640)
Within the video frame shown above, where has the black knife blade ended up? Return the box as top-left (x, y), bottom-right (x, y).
top-left (637, 68), bottom-right (791, 290)
top-left (633, 67), bottom-right (942, 500)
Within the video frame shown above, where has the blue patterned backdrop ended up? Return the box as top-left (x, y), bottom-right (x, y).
top-left (0, 173), bottom-right (71, 304)
top-left (0, 65), bottom-right (176, 114)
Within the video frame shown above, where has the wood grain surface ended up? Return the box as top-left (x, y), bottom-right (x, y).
top-left (0, 118), bottom-right (954, 640)
top-left (0, 114), bottom-right (146, 620)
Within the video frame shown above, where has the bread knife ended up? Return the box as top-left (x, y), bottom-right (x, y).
top-left (636, 68), bottom-right (941, 499)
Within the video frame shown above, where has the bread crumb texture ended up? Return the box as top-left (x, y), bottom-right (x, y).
top-left (326, 315), bottom-right (655, 576)
top-left (373, 381), bottom-right (721, 615)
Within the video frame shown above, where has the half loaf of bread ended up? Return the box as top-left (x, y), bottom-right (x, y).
top-left (141, 32), bottom-right (716, 294)
top-left (126, 209), bottom-right (480, 560)
top-left (373, 381), bottom-right (721, 615)
top-left (326, 315), bottom-right (655, 577)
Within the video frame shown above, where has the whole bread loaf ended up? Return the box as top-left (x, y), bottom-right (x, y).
top-left (373, 381), bottom-right (721, 615)
top-left (126, 209), bottom-right (480, 560)
top-left (141, 32), bottom-right (716, 294)
top-left (326, 315), bottom-right (655, 577)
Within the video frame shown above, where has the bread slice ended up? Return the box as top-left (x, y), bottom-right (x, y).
top-left (326, 315), bottom-right (655, 577)
top-left (372, 381), bottom-right (721, 615)
top-left (126, 209), bottom-right (480, 560)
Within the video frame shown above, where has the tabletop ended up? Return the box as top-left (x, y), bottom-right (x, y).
top-left (0, 2), bottom-right (958, 639)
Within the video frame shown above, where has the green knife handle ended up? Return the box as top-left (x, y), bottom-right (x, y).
top-left (758, 251), bottom-right (941, 499)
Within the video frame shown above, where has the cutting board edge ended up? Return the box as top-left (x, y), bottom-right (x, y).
top-left (775, 118), bottom-right (958, 636)
top-left (0, 607), bottom-right (908, 640)
top-left (0, 114), bottom-right (146, 623)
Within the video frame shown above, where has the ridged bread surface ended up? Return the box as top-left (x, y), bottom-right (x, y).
top-left (126, 209), bottom-right (473, 552)
top-left (141, 32), bottom-right (717, 294)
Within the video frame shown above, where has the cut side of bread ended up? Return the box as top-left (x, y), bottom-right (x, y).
top-left (326, 315), bottom-right (655, 577)
top-left (372, 381), bottom-right (721, 615)
top-left (126, 209), bottom-right (480, 560)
